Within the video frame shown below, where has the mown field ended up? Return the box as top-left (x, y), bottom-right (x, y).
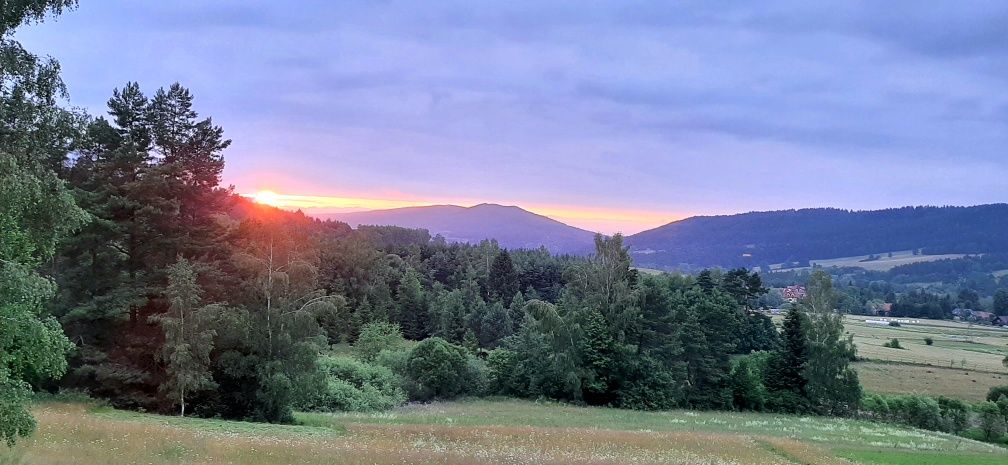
top-left (769, 250), bottom-right (969, 272)
top-left (2, 399), bottom-right (1005, 465)
top-left (840, 315), bottom-right (1008, 400)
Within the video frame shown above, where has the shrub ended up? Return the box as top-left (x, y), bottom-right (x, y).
top-left (407, 337), bottom-right (478, 400)
top-left (729, 355), bottom-right (767, 412)
top-left (937, 396), bottom-right (970, 434)
top-left (976, 401), bottom-right (1007, 442)
top-left (617, 355), bottom-right (683, 411)
top-left (888, 321), bottom-right (901, 327)
top-left (301, 355), bottom-right (406, 412)
top-left (486, 348), bottom-right (522, 396)
top-left (861, 394), bottom-right (890, 420)
top-left (986, 385), bottom-right (1008, 403)
top-left (924, 337), bottom-right (933, 345)
top-left (883, 338), bottom-right (903, 349)
top-left (355, 322), bottom-right (405, 362)
top-left (897, 395), bottom-right (943, 430)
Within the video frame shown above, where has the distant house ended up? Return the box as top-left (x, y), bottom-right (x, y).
top-left (875, 303), bottom-right (893, 317)
top-left (994, 315), bottom-right (1008, 326)
top-left (780, 285), bottom-right (806, 303)
top-left (969, 310), bottom-right (994, 323)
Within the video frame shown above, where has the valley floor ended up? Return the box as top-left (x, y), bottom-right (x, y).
top-left (3, 399), bottom-right (1005, 465)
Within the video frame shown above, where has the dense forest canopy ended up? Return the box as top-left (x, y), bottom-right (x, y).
top-left (627, 206), bottom-right (1008, 269)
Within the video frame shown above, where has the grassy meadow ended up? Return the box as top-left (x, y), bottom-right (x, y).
top-left (839, 315), bottom-right (1008, 400)
top-left (770, 251), bottom-right (969, 272)
top-left (2, 399), bottom-right (1005, 465)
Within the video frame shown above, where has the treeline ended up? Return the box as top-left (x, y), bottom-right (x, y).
top-left (628, 206), bottom-right (1008, 269)
top-left (862, 388), bottom-right (1008, 444)
top-left (762, 260), bottom-right (1008, 319)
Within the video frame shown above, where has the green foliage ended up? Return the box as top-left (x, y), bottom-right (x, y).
top-left (406, 337), bottom-right (475, 400)
top-left (883, 338), bottom-right (903, 349)
top-left (730, 354), bottom-right (768, 411)
top-left (975, 401), bottom-right (1007, 442)
top-left (497, 300), bottom-right (582, 401)
top-left (803, 271), bottom-right (861, 415)
top-left (993, 289), bottom-right (1008, 314)
top-left (353, 322), bottom-right (405, 362)
top-left (986, 385), bottom-right (1008, 403)
top-left (0, 0), bottom-right (85, 446)
top-left (478, 301), bottom-right (511, 348)
top-left (300, 355), bottom-right (405, 412)
top-left (152, 258), bottom-right (218, 416)
top-left (488, 250), bottom-right (520, 304)
top-left (924, 337), bottom-right (934, 345)
top-left (862, 394), bottom-right (976, 436)
top-left (764, 306), bottom-right (810, 413)
top-left (936, 396), bottom-right (970, 434)
top-left (394, 270), bottom-right (429, 340)
top-left (579, 310), bottom-right (621, 406)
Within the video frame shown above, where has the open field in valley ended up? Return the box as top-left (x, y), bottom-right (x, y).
top-left (840, 315), bottom-right (1008, 400)
top-left (2, 400), bottom-right (1005, 465)
top-left (810, 251), bottom-right (970, 272)
top-left (771, 250), bottom-right (971, 272)
top-left (854, 362), bottom-right (1007, 402)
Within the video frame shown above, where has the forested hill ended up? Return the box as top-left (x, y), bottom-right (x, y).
top-left (626, 204), bottom-right (1008, 270)
top-left (318, 203), bottom-right (597, 254)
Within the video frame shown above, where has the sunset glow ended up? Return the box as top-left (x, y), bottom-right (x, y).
top-left (244, 191), bottom-right (683, 234)
top-left (252, 190), bottom-right (282, 207)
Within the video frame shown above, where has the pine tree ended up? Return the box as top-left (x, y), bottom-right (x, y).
top-left (433, 289), bottom-right (468, 344)
top-left (480, 301), bottom-right (512, 348)
top-left (764, 306), bottom-right (810, 413)
top-left (488, 250), bottom-right (520, 305)
top-left (507, 291), bottom-right (526, 333)
top-left (580, 310), bottom-right (621, 405)
top-left (395, 270), bottom-right (429, 340)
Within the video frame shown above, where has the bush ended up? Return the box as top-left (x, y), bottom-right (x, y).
top-left (861, 394), bottom-right (890, 420)
top-left (301, 355), bottom-right (406, 412)
top-left (355, 322), bottom-right (405, 362)
top-left (986, 385), bottom-right (1008, 403)
top-left (937, 396), bottom-right (970, 434)
top-left (888, 321), bottom-right (901, 327)
top-left (486, 348), bottom-right (522, 396)
top-left (407, 337), bottom-right (482, 400)
top-left (924, 337), bottom-right (933, 345)
top-left (729, 355), bottom-right (767, 411)
top-left (883, 338), bottom-right (903, 349)
top-left (975, 401), bottom-right (1007, 442)
top-left (617, 355), bottom-right (683, 411)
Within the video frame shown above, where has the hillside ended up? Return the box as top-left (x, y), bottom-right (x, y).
top-left (626, 204), bottom-right (1008, 270)
top-left (317, 203), bottom-right (597, 254)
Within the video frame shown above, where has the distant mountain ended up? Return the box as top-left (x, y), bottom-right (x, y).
top-left (626, 204), bottom-right (1008, 270)
top-left (316, 203), bottom-right (597, 254)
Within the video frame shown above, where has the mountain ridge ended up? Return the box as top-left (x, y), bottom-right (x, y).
top-left (313, 202), bottom-right (1008, 269)
top-left (314, 203), bottom-right (598, 254)
top-left (626, 204), bottom-right (1008, 269)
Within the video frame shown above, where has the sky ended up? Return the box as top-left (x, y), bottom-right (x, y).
top-left (15, 1), bottom-right (1008, 234)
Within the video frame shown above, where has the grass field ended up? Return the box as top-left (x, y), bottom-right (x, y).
top-left (771, 250), bottom-right (970, 272)
top-left (840, 315), bottom-right (1008, 400)
top-left (2, 399), bottom-right (1004, 465)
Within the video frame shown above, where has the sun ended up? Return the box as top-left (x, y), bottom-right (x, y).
top-left (252, 190), bottom-right (282, 207)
